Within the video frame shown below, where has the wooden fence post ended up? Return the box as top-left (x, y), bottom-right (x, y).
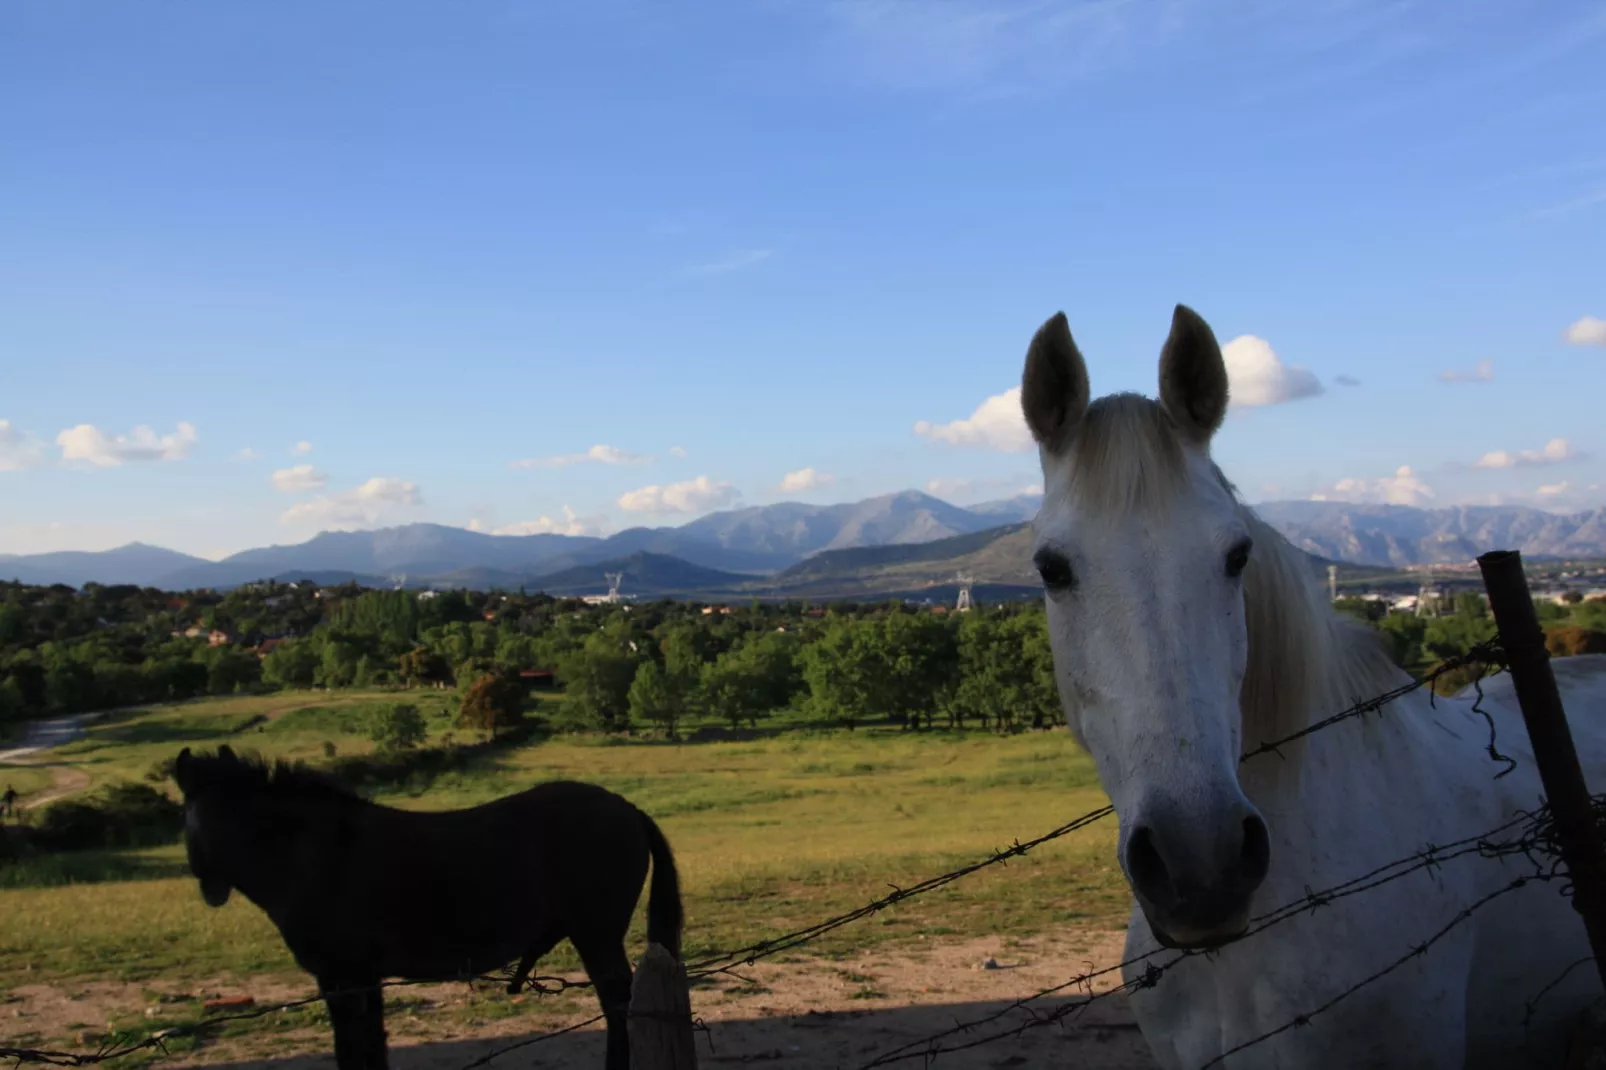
top-left (628, 943), bottom-right (698, 1070)
top-left (1477, 549), bottom-right (1606, 990)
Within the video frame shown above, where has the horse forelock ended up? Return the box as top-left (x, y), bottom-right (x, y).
top-left (1056, 394), bottom-right (1189, 516)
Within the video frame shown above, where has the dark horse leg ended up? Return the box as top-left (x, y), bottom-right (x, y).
top-left (505, 926), bottom-right (564, 996)
top-left (571, 934), bottom-right (633, 1070)
top-left (320, 977), bottom-right (388, 1070)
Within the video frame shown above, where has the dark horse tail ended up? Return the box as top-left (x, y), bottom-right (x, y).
top-left (640, 810), bottom-right (683, 959)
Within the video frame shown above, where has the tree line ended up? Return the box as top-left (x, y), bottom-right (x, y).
top-left (3, 576), bottom-right (1603, 735)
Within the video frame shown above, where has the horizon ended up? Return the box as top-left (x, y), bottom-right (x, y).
top-left (4, 2), bottom-right (1604, 558)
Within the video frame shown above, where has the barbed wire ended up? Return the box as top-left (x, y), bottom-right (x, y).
top-left (0, 639), bottom-right (1527, 1069)
top-left (855, 794), bottom-right (1582, 1068)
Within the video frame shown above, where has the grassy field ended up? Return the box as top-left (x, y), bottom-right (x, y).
top-left (0, 691), bottom-right (1127, 1060)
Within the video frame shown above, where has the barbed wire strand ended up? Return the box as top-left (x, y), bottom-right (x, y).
top-left (854, 796), bottom-right (1567, 1069)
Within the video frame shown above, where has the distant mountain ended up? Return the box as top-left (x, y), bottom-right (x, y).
top-left (966, 494), bottom-right (1043, 523)
top-left (526, 552), bottom-right (756, 597)
top-left (0, 543), bottom-right (209, 588)
top-left (7, 492), bottom-right (1593, 593)
top-left (1251, 502), bottom-right (1606, 567)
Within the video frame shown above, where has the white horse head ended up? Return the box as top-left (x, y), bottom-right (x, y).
top-left (1020, 305), bottom-right (1308, 950)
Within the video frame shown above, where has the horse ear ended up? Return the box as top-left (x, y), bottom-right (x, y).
top-left (1158, 304), bottom-right (1228, 446)
top-left (217, 744), bottom-right (236, 762)
top-left (174, 748), bottom-right (192, 790)
top-left (1020, 312), bottom-right (1090, 455)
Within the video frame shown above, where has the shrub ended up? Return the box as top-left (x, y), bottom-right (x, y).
top-left (368, 703), bottom-right (427, 753)
top-left (458, 671), bottom-right (525, 735)
top-left (30, 782), bottom-right (183, 852)
top-left (1546, 626), bottom-right (1606, 658)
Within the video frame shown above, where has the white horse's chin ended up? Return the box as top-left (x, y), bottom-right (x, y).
top-left (1141, 903), bottom-right (1251, 951)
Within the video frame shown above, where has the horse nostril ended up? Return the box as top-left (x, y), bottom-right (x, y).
top-left (1126, 826), bottom-right (1176, 909)
top-left (1240, 814), bottom-right (1271, 887)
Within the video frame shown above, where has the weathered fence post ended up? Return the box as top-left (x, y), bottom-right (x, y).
top-left (628, 942), bottom-right (698, 1070)
top-left (1477, 549), bottom-right (1606, 989)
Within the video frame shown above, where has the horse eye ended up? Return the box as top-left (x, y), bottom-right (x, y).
top-left (1034, 550), bottom-right (1076, 592)
top-left (1225, 538), bottom-right (1253, 579)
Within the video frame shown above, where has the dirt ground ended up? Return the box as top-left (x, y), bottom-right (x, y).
top-left (5, 933), bottom-right (1159, 1069)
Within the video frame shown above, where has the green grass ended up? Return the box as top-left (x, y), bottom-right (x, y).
top-left (0, 692), bottom-right (1127, 1025)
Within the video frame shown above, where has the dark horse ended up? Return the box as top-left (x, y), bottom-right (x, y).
top-left (172, 745), bottom-right (682, 1070)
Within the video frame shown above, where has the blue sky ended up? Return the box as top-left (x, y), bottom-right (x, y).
top-left (2, 0), bottom-right (1604, 559)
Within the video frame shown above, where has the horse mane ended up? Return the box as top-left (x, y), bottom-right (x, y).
top-left (182, 748), bottom-right (363, 807)
top-left (1230, 496), bottom-right (1406, 755)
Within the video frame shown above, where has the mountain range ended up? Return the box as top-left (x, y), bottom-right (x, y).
top-left (2, 492), bottom-right (1604, 596)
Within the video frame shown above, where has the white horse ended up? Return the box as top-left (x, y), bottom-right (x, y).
top-left (1018, 304), bottom-right (1606, 1069)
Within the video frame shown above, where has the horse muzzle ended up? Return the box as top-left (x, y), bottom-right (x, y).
top-left (1121, 795), bottom-right (1271, 950)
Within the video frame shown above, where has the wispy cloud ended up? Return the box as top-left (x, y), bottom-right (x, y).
top-left (0, 420), bottom-right (48, 472)
top-left (1438, 358), bottom-right (1495, 383)
top-left (510, 444), bottom-right (650, 470)
top-left (1311, 465), bottom-right (1436, 507)
top-left (271, 465), bottom-right (329, 494)
top-left (1333, 374), bottom-right (1362, 387)
top-left (492, 506), bottom-right (610, 537)
top-left (684, 249), bottom-right (773, 277)
top-left (293, 440), bottom-right (314, 455)
top-left (1530, 187), bottom-right (1606, 220)
top-left (915, 387), bottom-right (1032, 453)
top-left (57, 422), bottom-right (197, 467)
top-left (280, 477), bottom-right (422, 530)
top-left (1565, 315), bottom-right (1606, 347)
top-left (235, 447), bottom-right (262, 462)
top-left (1222, 335), bottom-right (1324, 408)
top-left (618, 475), bottom-right (739, 515)
top-left (778, 467), bottom-right (836, 493)
top-left (1473, 437), bottom-right (1586, 470)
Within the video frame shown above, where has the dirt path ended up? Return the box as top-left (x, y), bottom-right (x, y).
top-left (4, 933), bottom-right (1159, 1069)
top-left (0, 712), bottom-right (101, 810)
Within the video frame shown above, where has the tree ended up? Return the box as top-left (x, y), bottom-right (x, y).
top-left (398, 646), bottom-right (449, 688)
top-left (627, 661), bottom-right (683, 738)
top-left (458, 672), bottom-right (525, 736)
top-left (557, 635), bottom-right (639, 732)
top-left (262, 639), bottom-right (319, 688)
top-left (369, 703), bottom-right (427, 752)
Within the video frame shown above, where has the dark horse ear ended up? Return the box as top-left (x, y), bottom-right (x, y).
top-left (174, 747), bottom-right (193, 791)
top-left (217, 744), bottom-right (236, 762)
top-left (1020, 312), bottom-right (1090, 456)
top-left (1158, 303), bottom-right (1229, 447)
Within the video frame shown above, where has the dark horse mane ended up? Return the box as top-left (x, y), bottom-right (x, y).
top-left (180, 747), bottom-right (364, 807)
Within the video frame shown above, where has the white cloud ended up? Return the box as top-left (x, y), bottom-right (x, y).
top-left (1438, 359), bottom-right (1495, 383)
top-left (668, 445), bottom-right (688, 459)
top-left (0, 420), bottom-right (47, 472)
top-left (280, 477), bottom-right (423, 530)
top-left (270, 465), bottom-right (329, 493)
top-left (1472, 438), bottom-right (1585, 469)
top-left (1221, 335), bottom-right (1324, 408)
top-left (685, 249), bottom-right (772, 277)
top-left (1566, 315), bottom-right (1606, 347)
top-left (235, 447), bottom-right (262, 461)
top-left (779, 467), bottom-right (836, 493)
top-left (617, 475), bottom-right (739, 515)
top-left (925, 475), bottom-right (1042, 502)
top-left (293, 440), bottom-right (314, 454)
top-left (511, 444), bottom-right (649, 470)
top-left (1537, 481), bottom-right (1571, 498)
top-left (914, 386), bottom-right (1033, 453)
top-left (57, 422), bottom-right (197, 467)
top-left (492, 506), bottom-right (609, 537)
top-left (1312, 465), bottom-right (1436, 507)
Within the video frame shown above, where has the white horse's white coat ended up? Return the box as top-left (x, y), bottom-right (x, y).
top-left (1021, 306), bottom-right (1606, 1069)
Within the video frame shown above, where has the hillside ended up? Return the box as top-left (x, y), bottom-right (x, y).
top-left (527, 552), bottom-right (758, 597)
top-left (1253, 502), bottom-right (1606, 567)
